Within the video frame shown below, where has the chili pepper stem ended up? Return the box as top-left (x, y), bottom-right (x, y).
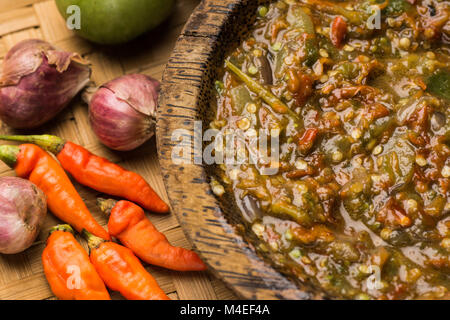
top-left (48, 224), bottom-right (75, 236)
top-left (225, 60), bottom-right (299, 121)
top-left (0, 145), bottom-right (20, 168)
top-left (0, 134), bottom-right (65, 155)
top-left (96, 198), bottom-right (118, 216)
top-left (82, 229), bottom-right (106, 251)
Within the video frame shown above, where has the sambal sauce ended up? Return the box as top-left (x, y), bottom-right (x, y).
top-left (210, 0), bottom-right (449, 299)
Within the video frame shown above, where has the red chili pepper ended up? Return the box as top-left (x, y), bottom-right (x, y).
top-left (330, 16), bottom-right (347, 48)
top-left (0, 134), bottom-right (169, 213)
top-left (296, 128), bottom-right (319, 153)
top-left (0, 144), bottom-right (110, 240)
top-left (98, 199), bottom-right (207, 271)
top-left (42, 224), bottom-right (111, 300)
top-left (83, 230), bottom-right (170, 300)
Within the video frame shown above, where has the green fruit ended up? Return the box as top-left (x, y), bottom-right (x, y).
top-left (55, 0), bottom-right (175, 45)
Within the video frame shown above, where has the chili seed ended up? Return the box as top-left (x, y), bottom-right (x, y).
top-left (252, 223), bottom-right (265, 238)
top-left (272, 42), bottom-right (282, 51)
top-left (426, 51), bottom-right (436, 59)
top-left (332, 151), bottom-right (344, 163)
top-left (301, 256), bottom-right (312, 264)
top-left (222, 176), bottom-right (231, 185)
top-left (253, 49), bottom-right (263, 57)
top-left (296, 182), bottom-right (308, 194)
top-left (441, 165), bottom-right (450, 178)
top-left (319, 48), bottom-right (329, 58)
top-left (359, 55), bottom-right (370, 62)
top-left (415, 155), bottom-right (427, 167)
top-left (399, 37), bottom-right (411, 50)
top-left (355, 293), bottom-right (371, 300)
top-left (372, 145), bottom-right (383, 155)
top-left (285, 229), bottom-right (293, 240)
top-left (289, 248), bottom-right (302, 259)
top-left (380, 228), bottom-right (392, 240)
top-left (295, 159), bottom-right (308, 170)
top-left (246, 103), bottom-right (257, 113)
top-left (258, 5), bottom-right (268, 17)
top-left (387, 18), bottom-right (396, 27)
top-left (424, 28), bottom-right (435, 38)
top-left (237, 117), bottom-right (251, 130)
top-left (351, 128), bottom-right (362, 140)
top-left (269, 240), bottom-right (279, 251)
top-left (248, 65), bottom-right (258, 75)
top-left (313, 62), bottom-right (323, 75)
top-left (284, 55), bottom-right (294, 65)
top-left (406, 199), bottom-right (418, 214)
top-left (343, 44), bottom-right (355, 52)
top-left (353, 157), bottom-right (363, 167)
top-left (320, 75), bottom-right (329, 83)
top-left (350, 182), bottom-right (364, 194)
top-left (212, 183), bottom-right (225, 196)
top-left (211, 119), bottom-right (227, 129)
top-left (425, 59), bottom-right (436, 72)
top-left (358, 265), bottom-right (370, 274)
top-left (407, 268), bottom-right (422, 283)
top-left (440, 238), bottom-right (450, 249)
top-left (371, 175), bottom-right (382, 184)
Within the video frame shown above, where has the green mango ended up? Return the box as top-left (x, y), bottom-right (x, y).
top-left (55, 0), bottom-right (175, 45)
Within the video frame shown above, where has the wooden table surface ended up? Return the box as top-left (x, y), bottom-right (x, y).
top-left (0, 0), bottom-right (236, 300)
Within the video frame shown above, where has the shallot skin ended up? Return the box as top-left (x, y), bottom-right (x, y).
top-left (88, 74), bottom-right (158, 151)
top-left (0, 39), bottom-right (91, 129)
top-left (0, 177), bottom-right (47, 254)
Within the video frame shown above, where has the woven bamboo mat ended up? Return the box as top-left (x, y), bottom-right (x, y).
top-left (0, 0), bottom-right (236, 300)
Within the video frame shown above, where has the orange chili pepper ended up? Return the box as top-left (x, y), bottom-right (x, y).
top-left (42, 224), bottom-right (111, 300)
top-left (98, 199), bottom-right (207, 272)
top-left (0, 144), bottom-right (110, 240)
top-left (82, 230), bottom-right (170, 300)
top-left (0, 134), bottom-right (169, 213)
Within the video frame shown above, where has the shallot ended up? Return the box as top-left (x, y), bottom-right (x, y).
top-left (0, 177), bottom-right (47, 254)
top-left (86, 74), bottom-right (159, 151)
top-left (0, 39), bottom-right (91, 128)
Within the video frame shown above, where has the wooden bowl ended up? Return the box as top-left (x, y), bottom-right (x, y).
top-left (157, 0), bottom-right (327, 300)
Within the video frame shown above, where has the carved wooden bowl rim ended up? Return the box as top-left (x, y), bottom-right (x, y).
top-left (157, 0), bottom-right (325, 300)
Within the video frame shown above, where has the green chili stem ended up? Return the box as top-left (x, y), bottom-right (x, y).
top-left (225, 60), bottom-right (299, 121)
top-left (48, 224), bottom-right (75, 236)
top-left (81, 229), bottom-right (106, 251)
top-left (96, 198), bottom-right (118, 216)
top-left (0, 134), bottom-right (65, 155)
top-left (0, 145), bottom-right (20, 168)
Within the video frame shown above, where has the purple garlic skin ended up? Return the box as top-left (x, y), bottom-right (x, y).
top-left (88, 74), bottom-right (159, 151)
top-left (0, 39), bottom-right (91, 129)
top-left (0, 177), bottom-right (47, 254)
